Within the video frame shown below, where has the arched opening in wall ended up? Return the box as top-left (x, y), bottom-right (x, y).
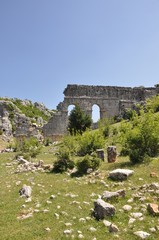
top-left (92, 104), bottom-right (100, 123)
top-left (68, 105), bottom-right (75, 116)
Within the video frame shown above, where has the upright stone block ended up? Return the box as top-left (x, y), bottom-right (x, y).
top-left (96, 149), bottom-right (104, 161)
top-left (107, 146), bottom-right (117, 163)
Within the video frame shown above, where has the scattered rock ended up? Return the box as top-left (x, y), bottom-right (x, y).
top-left (109, 224), bottom-right (119, 233)
top-left (130, 212), bottom-right (143, 219)
top-left (134, 231), bottom-right (150, 239)
top-left (45, 227), bottom-right (51, 232)
top-left (89, 227), bottom-right (97, 232)
top-left (150, 172), bottom-right (158, 178)
top-left (78, 234), bottom-right (84, 239)
top-left (103, 219), bottom-right (112, 227)
top-left (19, 184), bottom-right (32, 198)
top-left (108, 169), bottom-right (134, 181)
top-left (122, 205), bottom-right (132, 212)
top-left (102, 189), bottom-right (125, 201)
top-left (63, 229), bottom-right (72, 235)
top-left (94, 199), bottom-right (116, 220)
top-left (147, 203), bottom-right (159, 216)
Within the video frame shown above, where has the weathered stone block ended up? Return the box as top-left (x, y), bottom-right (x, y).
top-left (94, 199), bottom-right (116, 220)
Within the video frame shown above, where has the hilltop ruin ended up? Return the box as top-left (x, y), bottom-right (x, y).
top-left (43, 84), bottom-right (158, 140)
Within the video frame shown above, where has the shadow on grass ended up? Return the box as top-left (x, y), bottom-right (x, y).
top-left (70, 170), bottom-right (86, 178)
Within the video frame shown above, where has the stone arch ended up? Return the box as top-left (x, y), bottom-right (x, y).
top-left (43, 84), bottom-right (158, 140)
top-left (67, 104), bottom-right (75, 116)
top-left (92, 104), bottom-right (100, 123)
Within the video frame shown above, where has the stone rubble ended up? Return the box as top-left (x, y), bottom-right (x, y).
top-left (134, 231), bottom-right (150, 239)
top-left (108, 169), bottom-right (134, 181)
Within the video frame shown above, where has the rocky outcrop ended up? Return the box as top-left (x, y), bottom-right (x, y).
top-left (0, 98), bottom-right (54, 140)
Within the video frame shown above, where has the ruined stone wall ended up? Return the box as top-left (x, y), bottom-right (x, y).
top-left (43, 84), bottom-right (158, 139)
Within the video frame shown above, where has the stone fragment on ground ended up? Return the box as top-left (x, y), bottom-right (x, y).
top-left (108, 169), bottom-right (134, 181)
top-left (94, 199), bottom-right (116, 220)
top-left (130, 212), bottom-right (143, 219)
top-left (102, 189), bottom-right (125, 201)
top-left (109, 223), bottom-right (119, 233)
top-left (147, 203), bottom-right (159, 216)
top-left (122, 205), bottom-right (132, 212)
top-left (134, 231), bottom-right (150, 239)
top-left (19, 184), bottom-right (32, 198)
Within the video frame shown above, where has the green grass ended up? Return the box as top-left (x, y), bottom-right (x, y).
top-left (1, 147), bottom-right (159, 240)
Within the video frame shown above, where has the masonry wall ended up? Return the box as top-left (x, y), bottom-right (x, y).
top-left (43, 84), bottom-right (158, 139)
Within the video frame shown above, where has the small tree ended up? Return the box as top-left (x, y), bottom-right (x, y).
top-left (68, 104), bottom-right (92, 135)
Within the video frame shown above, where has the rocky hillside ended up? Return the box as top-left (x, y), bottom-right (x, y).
top-left (0, 97), bottom-right (55, 140)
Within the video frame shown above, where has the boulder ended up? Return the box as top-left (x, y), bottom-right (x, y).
top-left (134, 231), bottom-right (150, 239)
top-left (108, 169), bottom-right (134, 181)
top-left (147, 203), bottom-right (159, 216)
top-left (19, 184), bottom-right (32, 198)
top-left (102, 189), bottom-right (125, 201)
top-left (93, 199), bottom-right (116, 220)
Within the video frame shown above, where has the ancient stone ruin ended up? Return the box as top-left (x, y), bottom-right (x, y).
top-left (43, 84), bottom-right (158, 140)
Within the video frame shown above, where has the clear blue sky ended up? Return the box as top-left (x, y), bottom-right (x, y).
top-left (1, 0), bottom-right (159, 110)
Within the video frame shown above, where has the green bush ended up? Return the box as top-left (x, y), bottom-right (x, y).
top-left (78, 130), bottom-right (105, 156)
top-left (119, 110), bottom-right (159, 164)
top-left (98, 118), bottom-right (111, 138)
top-left (146, 95), bottom-right (159, 113)
top-left (14, 137), bottom-right (42, 159)
top-left (76, 154), bottom-right (101, 174)
top-left (53, 148), bottom-right (75, 173)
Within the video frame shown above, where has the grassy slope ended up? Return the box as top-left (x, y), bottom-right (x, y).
top-left (1, 145), bottom-right (159, 240)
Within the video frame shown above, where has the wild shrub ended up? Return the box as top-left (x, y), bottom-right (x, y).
top-left (76, 154), bottom-right (101, 174)
top-left (120, 110), bottom-right (159, 163)
top-left (53, 148), bottom-right (75, 173)
top-left (14, 137), bottom-right (42, 160)
top-left (98, 118), bottom-right (111, 138)
top-left (146, 95), bottom-right (159, 113)
top-left (60, 134), bottom-right (79, 155)
top-left (77, 130), bottom-right (105, 156)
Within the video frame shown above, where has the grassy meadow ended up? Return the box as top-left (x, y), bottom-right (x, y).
top-left (1, 143), bottom-right (159, 240)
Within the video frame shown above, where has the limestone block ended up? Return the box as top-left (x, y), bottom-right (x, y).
top-left (107, 146), bottom-right (117, 163)
top-left (94, 199), bottom-right (116, 220)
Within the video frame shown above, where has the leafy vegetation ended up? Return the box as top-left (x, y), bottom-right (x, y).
top-left (52, 148), bottom-right (75, 173)
top-left (1, 94), bottom-right (159, 239)
top-left (13, 137), bottom-right (42, 160)
top-left (76, 153), bottom-right (101, 174)
top-left (12, 98), bottom-right (50, 122)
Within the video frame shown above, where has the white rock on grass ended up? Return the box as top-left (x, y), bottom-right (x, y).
top-left (103, 220), bottom-right (112, 227)
top-left (109, 224), bottom-right (119, 233)
top-left (19, 184), bottom-right (32, 198)
top-left (65, 223), bottom-right (72, 227)
top-left (130, 212), bottom-right (143, 219)
top-left (89, 227), bottom-right (97, 232)
top-left (54, 213), bottom-right (59, 219)
top-left (108, 169), bottom-right (134, 181)
top-left (78, 234), bottom-right (84, 239)
top-left (123, 205), bottom-right (132, 212)
top-left (64, 229), bottom-right (72, 234)
top-left (134, 231), bottom-right (150, 239)
top-left (128, 218), bottom-right (136, 225)
top-left (45, 227), bottom-right (51, 232)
